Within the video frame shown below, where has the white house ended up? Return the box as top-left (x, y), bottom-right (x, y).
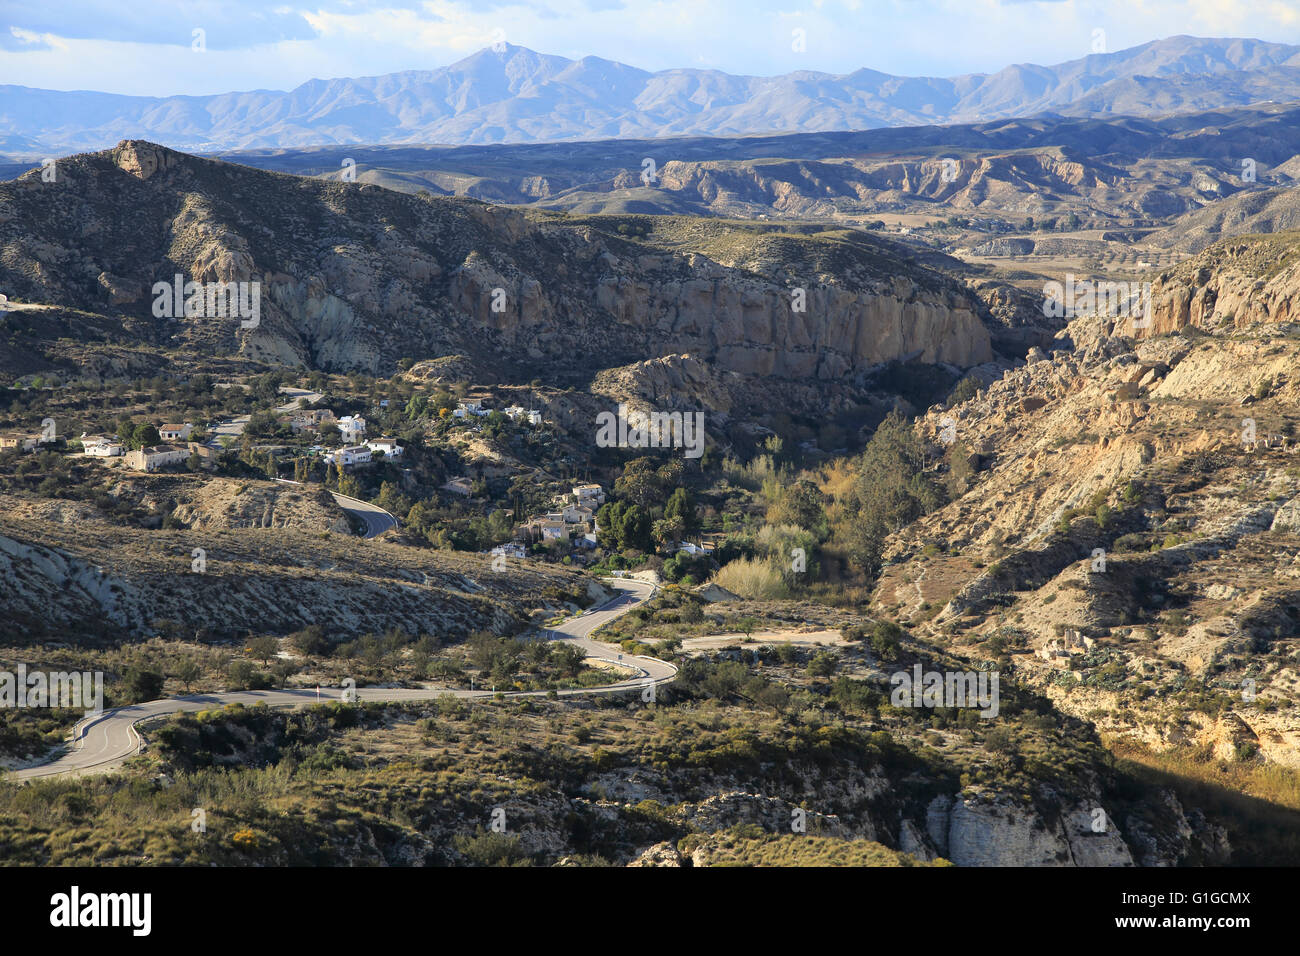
top-left (158, 423), bottom-right (193, 442)
top-left (325, 445), bottom-right (372, 467)
top-left (81, 434), bottom-right (124, 457)
top-left (365, 438), bottom-right (403, 459)
top-left (490, 542), bottom-right (528, 560)
top-left (673, 541), bottom-right (714, 556)
top-left (453, 401), bottom-right (487, 419)
top-left (337, 415), bottom-right (366, 440)
top-left (503, 405), bottom-right (542, 425)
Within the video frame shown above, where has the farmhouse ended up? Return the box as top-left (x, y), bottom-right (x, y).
top-left (442, 476), bottom-right (474, 496)
top-left (0, 433), bottom-right (41, 452)
top-left (366, 437), bottom-right (403, 459)
top-left (158, 423), bottom-right (193, 442)
top-left (337, 415), bottom-right (366, 440)
top-left (124, 444), bottom-right (188, 472)
top-left (572, 483), bottom-right (606, 506)
top-left (325, 445), bottom-right (372, 467)
top-left (81, 434), bottom-right (124, 457)
top-left (287, 408), bottom-right (336, 433)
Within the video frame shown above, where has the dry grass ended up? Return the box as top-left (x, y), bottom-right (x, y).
top-left (710, 557), bottom-right (790, 600)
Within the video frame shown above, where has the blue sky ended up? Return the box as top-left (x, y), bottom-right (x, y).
top-left (1, 0), bottom-right (1298, 95)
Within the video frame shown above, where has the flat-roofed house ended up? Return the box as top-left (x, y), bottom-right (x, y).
top-left (81, 434), bottom-right (125, 457)
top-left (337, 415), bottom-right (366, 440)
top-left (0, 433), bottom-right (40, 452)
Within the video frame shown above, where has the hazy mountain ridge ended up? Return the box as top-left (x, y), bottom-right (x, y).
top-left (2, 36), bottom-right (1298, 154)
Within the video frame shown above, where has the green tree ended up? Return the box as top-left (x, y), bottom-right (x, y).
top-left (405, 393), bottom-right (429, 421)
top-left (124, 668), bottom-right (165, 702)
top-left (663, 487), bottom-right (700, 536)
top-left (652, 515), bottom-right (685, 550)
top-left (618, 504), bottom-right (653, 552)
top-left (247, 635), bottom-right (279, 664)
top-left (614, 458), bottom-right (664, 509)
top-left (289, 625), bottom-right (329, 657)
top-left (130, 423), bottom-right (161, 450)
top-left (766, 480), bottom-right (827, 536)
top-left (843, 412), bottom-right (944, 581)
top-left (175, 659), bottom-right (202, 693)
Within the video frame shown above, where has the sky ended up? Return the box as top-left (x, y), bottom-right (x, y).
top-left (1, 0), bottom-right (1299, 96)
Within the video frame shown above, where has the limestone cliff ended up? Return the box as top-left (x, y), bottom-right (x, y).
top-left (0, 142), bottom-right (992, 389)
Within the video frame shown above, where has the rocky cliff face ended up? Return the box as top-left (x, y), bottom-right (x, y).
top-left (870, 231), bottom-right (1300, 778)
top-left (1143, 232), bottom-right (1300, 335)
top-left (0, 142), bottom-right (992, 389)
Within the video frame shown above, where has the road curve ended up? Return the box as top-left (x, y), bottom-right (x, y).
top-left (8, 578), bottom-right (669, 782)
top-left (328, 490), bottom-right (398, 538)
top-left (272, 479), bottom-right (397, 539)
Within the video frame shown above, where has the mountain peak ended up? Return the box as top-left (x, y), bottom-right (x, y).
top-left (110, 140), bottom-right (184, 180)
top-left (2, 35), bottom-right (1297, 153)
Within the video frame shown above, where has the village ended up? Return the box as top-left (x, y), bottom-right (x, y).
top-left (0, 382), bottom-right (718, 571)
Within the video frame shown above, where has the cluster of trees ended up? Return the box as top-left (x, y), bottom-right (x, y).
top-left (596, 500), bottom-right (653, 552)
top-left (599, 459), bottom-right (705, 556)
top-left (404, 496), bottom-right (513, 551)
top-left (838, 411), bottom-right (945, 582)
top-left (115, 420), bottom-right (160, 450)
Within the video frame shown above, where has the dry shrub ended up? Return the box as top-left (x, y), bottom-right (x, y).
top-left (710, 556), bottom-right (789, 600)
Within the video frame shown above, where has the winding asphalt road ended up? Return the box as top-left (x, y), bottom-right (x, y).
top-left (326, 489), bottom-right (398, 538)
top-left (275, 478), bottom-right (397, 539)
top-left (8, 578), bottom-right (671, 782)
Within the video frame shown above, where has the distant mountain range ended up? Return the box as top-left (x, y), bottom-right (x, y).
top-left (2, 36), bottom-right (1300, 155)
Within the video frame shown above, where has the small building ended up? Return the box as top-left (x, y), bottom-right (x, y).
top-left (124, 444), bottom-right (188, 472)
top-left (453, 401), bottom-right (487, 419)
top-left (325, 445), bottom-right (372, 467)
top-left (560, 504), bottom-right (593, 524)
top-left (81, 434), bottom-right (124, 457)
top-left (288, 408), bottom-right (336, 433)
top-left (186, 442), bottom-right (219, 469)
top-left (0, 433), bottom-right (41, 452)
top-left (443, 476), bottom-right (474, 496)
top-left (572, 483), bottom-right (605, 507)
top-left (158, 423), bottom-right (193, 442)
top-left (539, 520), bottom-right (568, 541)
top-left (673, 541), bottom-right (714, 556)
top-left (366, 438), bottom-right (403, 459)
top-left (504, 405), bottom-right (542, 425)
top-left (490, 542), bottom-right (528, 560)
top-left (337, 415), bottom-right (366, 440)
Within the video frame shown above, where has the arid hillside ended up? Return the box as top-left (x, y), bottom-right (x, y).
top-left (872, 230), bottom-right (1300, 768)
top-left (0, 474), bottom-right (598, 641)
top-left (0, 141), bottom-right (993, 390)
